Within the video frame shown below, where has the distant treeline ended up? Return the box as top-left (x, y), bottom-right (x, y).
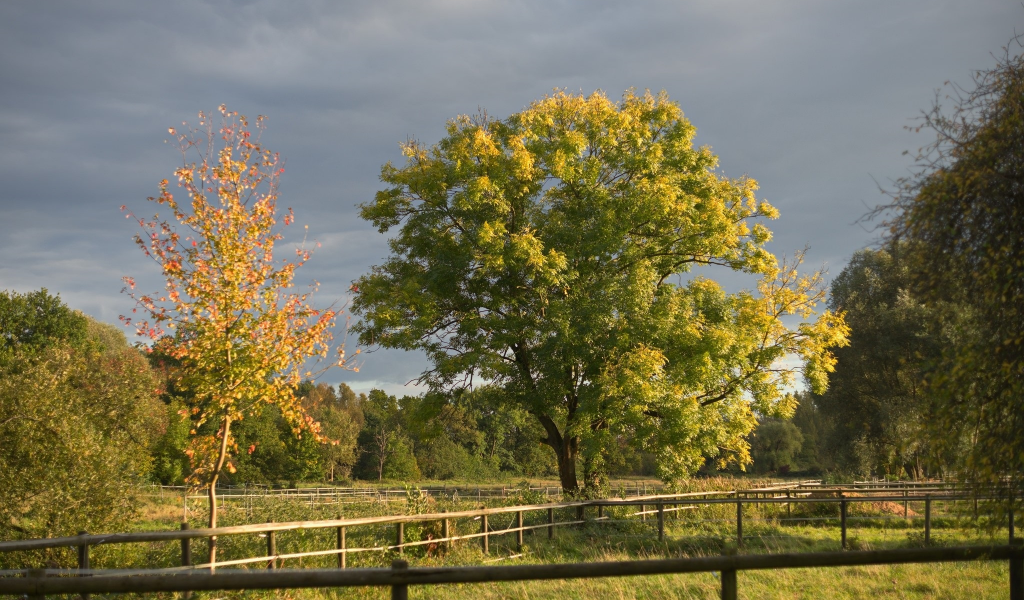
top-left (151, 377), bottom-right (666, 487)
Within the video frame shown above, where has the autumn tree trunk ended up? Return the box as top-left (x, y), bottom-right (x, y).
top-left (207, 414), bottom-right (232, 568)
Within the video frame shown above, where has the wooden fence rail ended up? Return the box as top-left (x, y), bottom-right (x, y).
top-left (1, 489), bottom-right (1018, 579)
top-left (1, 545), bottom-right (1020, 600)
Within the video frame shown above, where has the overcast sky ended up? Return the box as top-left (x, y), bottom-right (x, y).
top-left (0, 0), bottom-right (1016, 395)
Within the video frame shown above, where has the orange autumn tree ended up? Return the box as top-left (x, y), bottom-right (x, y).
top-left (122, 105), bottom-right (352, 564)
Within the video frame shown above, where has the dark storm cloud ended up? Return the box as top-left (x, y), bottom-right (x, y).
top-left (0, 0), bottom-right (1017, 395)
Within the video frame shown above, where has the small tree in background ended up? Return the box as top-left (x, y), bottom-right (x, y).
top-left (122, 106), bottom-right (353, 565)
top-left (749, 418), bottom-right (804, 474)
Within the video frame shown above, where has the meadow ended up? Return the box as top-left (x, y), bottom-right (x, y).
top-left (11, 478), bottom-right (1013, 600)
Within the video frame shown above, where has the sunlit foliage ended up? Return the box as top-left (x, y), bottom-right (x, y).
top-left (353, 90), bottom-right (848, 493)
top-left (122, 106), bottom-right (353, 555)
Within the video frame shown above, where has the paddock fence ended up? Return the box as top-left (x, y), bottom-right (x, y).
top-left (1, 483), bottom-right (1018, 576)
top-left (2, 545), bottom-right (1021, 600)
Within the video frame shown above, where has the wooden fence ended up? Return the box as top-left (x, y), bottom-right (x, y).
top-left (0, 485), bottom-right (1017, 575)
top-left (143, 479), bottom-right (826, 507)
top-left (2, 545), bottom-right (1021, 599)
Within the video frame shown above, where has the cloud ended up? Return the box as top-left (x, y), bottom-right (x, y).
top-left (0, 0), bottom-right (1016, 388)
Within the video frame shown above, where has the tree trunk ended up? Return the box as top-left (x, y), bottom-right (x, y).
top-left (535, 411), bottom-right (580, 496)
top-left (555, 438), bottom-right (580, 496)
top-left (207, 414), bottom-right (233, 569)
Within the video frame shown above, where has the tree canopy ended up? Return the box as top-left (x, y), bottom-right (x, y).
top-left (0, 288), bottom-right (88, 364)
top-left (352, 90), bottom-right (847, 493)
top-left (881, 39), bottom-right (1024, 493)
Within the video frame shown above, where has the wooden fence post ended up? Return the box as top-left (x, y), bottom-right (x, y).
top-left (267, 531), bottom-right (277, 569)
top-left (721, 567), bottom-right (738, 600)
top-left (481, 514), bottom-right (489, 554)
top-left (337, 527), bottom-right (346, 569)
top-left (1010, 545), bottom-right (1022, 600)
top-left (26, 568), bottom-right (46, 600)
top-left (736, 499), bottom-right (743, 548)
top-left (548, 507), bottom-right (555, 539)
top-left (903, 489), bottom-right (908, 519)
top-left (77, 530), bottom-right (90, 600)
top-left (180, 522), bottom-right (191, 568)
top-left (391, 559), bottom-right (408, 600)
top-left (396, 523), bottom-right (404, 556)
top-left (925, 495), bottom-right (932, 546)
top-left (641, 503), bottom-right (646, 522)
top-left (1010, 505), bottom-right (1016, 543)
top-left (786, 491), bottom-right (791, 520)
top-left (657, 502), bottom-right (665, 542)
top-left (180, 523), bottom-right (192, 600)
top-left (840, 499), bottom-right (848, 550)
top-left (516, 511), bottom-right (524, 552)
top-left (442, 514), bottom-right (450, 549)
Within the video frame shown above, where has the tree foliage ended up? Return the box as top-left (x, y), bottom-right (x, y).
top-left (122, 106), bottom-right (352, 556)
top-left (353, 90), bottom-right (848, 493)
top-left (880, 39), bottom-right (1024, 492)
top-left (0, 288), bottom-right (88, 364)
top-left (814, 245), bottom-right (944, 478)
top-left (353, 389), bottom-right (420, 481)
top-left (0, 293), bottom-right (163, 549)
top-left (749, 418), bottom-right (803, 474)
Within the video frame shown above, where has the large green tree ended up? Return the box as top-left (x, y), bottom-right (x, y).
top-left (352, 90), bottom-right (847, 493)
top-left (881, 39), bottom-right (1024, 494)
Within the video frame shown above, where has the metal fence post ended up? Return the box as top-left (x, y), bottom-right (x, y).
top-left (925, 495), bottom-right (932, 546)
top-left (391, 559), bottom-right (408, 600)
top-left (736, 499), bottom-right (743, 548)
top-left (721, 567), bottom-right (737, 600)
